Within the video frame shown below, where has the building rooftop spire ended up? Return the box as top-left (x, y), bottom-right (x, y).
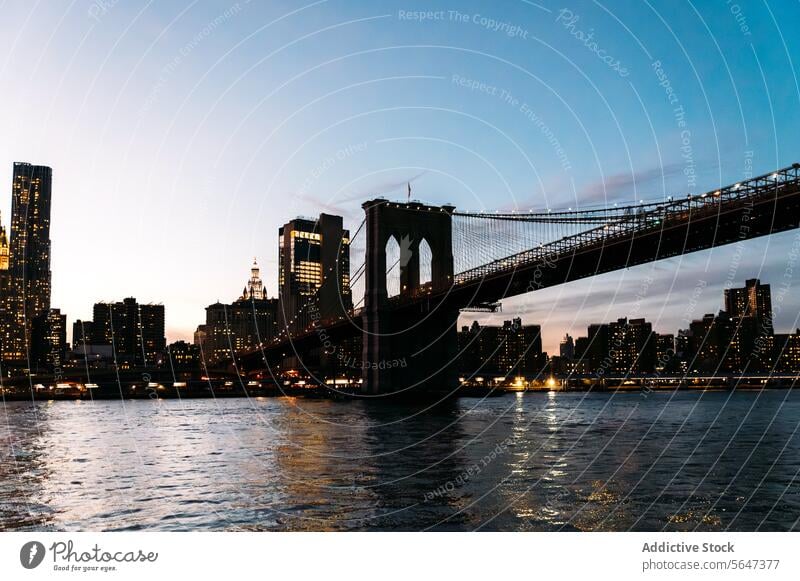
top-left (241, 257), bottom-right (265, 300)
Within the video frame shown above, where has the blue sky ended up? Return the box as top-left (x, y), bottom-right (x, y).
top-left (1, 0), bottom-right (798, 352)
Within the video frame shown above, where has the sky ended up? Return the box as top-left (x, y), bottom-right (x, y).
top-left (1, 0), bottom-right (799, 353)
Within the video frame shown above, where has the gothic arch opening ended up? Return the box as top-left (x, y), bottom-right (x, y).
top-left (419, 238), bottom-right (432, 287)
top-left (385, 235), bottom-right (401, 298)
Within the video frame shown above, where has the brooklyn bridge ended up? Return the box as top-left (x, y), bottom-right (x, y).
top-left (232, 163), bottom-right (800, 396)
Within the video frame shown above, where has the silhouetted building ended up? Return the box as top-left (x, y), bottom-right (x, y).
top-left (72, 319), bottom-right (100, 349)
top-left (458, 318), bottom-right (543, 377)
top-left (31, 308), bottom-right (67, 370)
top-left (654, 333), bottom-right (674, 370)
top-left (193, 325), bottom-right (207, 347)
top-left (278, 214), bottom-right (351, 335)
top-left (577, 323), bottom-right (610, 373)
top-left (1, 163), bottom-right (52, 364)
top-left (608, 318), bottom-right (656, 374)
top-left (685, 312), bottom-right (731, 373)
top-left (725, 278), bottom-right (773, 334)
top-left (720, 278), bottom-right (773, 371)
top-left (773, 331), bottom-right (800, 373)
top-left (67, 319), bottom-right (116, 367)
top-left (675, 330), bottom-right (691, 364)
top-left (166, 340), bottom-right (200, 369)
top-left (92, 298), bottom-right (165, 365)
top-left (571, 318), bottom-right (655, 375)
top-left (0, 213), bottom-right (9, 357)
top-left (559, 333), bottom-right (574, 360)
top-left (682, 305), bottom-right (772, 374)
top-left (0, 211), bottom-right (8, 298)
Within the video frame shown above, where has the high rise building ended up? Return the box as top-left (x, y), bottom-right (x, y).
top-left (457, 318), bottom-right (544, 377)
top-left (0, 211), bottom-right (8, 275)
top-left (572, 319), bottom-right (655, 374)
top-left (72, 319), bottom-right (100, 350)
top-left (655, 333), bottom-right (677, 372)
top-left (1, 163), bottom-right (52, 363)
top-left (686, 312), bottom-right (732, 373)
top-left (278, 214), bottom-right (351, 335)
top-left (721, 278), bottom-right (773, 371)
top-left (773, 331), bottom-right (800, 373)
top-left (0, 212), bottom-right (9, 329)
top-left (578, 323), bottom-right (610, 372)
top-left (92, 298), bottom-right (165, 365)
top-left (608, 317), bottom-right (656, 374)
top-left (559, 334), bottom-right (574, 360)
top-left (724, 278), bottom-right (773, 334)
top-left (32, 308), bottom-right (67, 370)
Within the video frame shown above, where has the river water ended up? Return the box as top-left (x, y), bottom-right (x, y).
top-left (1, 390), bottom-right (799, 531)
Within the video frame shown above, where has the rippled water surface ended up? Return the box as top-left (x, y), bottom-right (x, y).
top-left (1, 390), bottom-right (799, 531)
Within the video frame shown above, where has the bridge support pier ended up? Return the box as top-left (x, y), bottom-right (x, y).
top-left (362, 302), bottom-right (460, 396)
top-left (361, 199), bottom-right (458, 396)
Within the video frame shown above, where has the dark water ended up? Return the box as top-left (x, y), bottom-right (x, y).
top-left (1, 390), bottom-right (799, 531)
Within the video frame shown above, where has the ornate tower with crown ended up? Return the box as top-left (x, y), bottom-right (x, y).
top-left (241, 258), bottom-right (265, 301)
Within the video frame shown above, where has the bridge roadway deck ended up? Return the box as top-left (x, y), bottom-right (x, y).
top-left (238, 176), bottom-right (800, 372)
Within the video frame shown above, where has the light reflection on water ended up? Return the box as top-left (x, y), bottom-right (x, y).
top-left (1, 391), bottom-right (799, 531)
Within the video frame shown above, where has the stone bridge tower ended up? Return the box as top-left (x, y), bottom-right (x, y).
top-left (361, 199), bottom-right (459, 396)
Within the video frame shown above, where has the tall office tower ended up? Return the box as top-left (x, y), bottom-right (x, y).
top-left (497, 318), bottom-right (543, 376)
top-left (92, 298), bottom-right (165, 365)
top-left (0, 211), bottom-right (8, 295)
top-left (31, 308), bottom-right (67, 370)
top-left (723, 279), bottom-right (773, 371)
top-left (278, 213), bottom-right (351, 334)
top-left (138, 302), bottom-right (166, 364)
top-left (0, 213), bottom-right (9, 357)
top-left (0, 211), bottom-right (8, 273)
top-left (581, 323), bottom-right (610, 372)
top-left (724, 278), bottom-right (773, 334)
top-left (608, 317), bottom-right (656, 374)
top-left (1, 163), bottom-right (53, 363)
top-left (72, 319), bottom-right (100, 349)
top-left (559, 334), bottom-right (575, 360)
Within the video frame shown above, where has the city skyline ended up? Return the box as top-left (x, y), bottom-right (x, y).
top-left (2, 1), bottom-right (799, 354)
top-left (3, 1), bottom-right (800, 545)
top-left (4, 158), bottom-right (800, 356)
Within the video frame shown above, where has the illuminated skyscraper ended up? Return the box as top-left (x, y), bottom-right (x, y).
top-left (0, 213), bottom-right (9, 356)
top-left (278, 213), bottom-right (351, 334)
top-left (724, 278), bottom-right (773, 334)
top-left (32, 308), bottom-right (67, 370)
top-left (0, 211), bottom-right (8, 271)
top-left (0, 211), bottom-right (8, 295)
top-left (1, 163), bottom-right (52, 364)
